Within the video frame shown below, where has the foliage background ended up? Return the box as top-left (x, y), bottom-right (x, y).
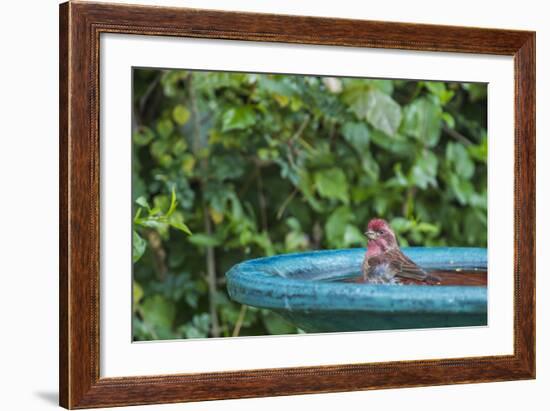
top-left (132, 69), bottom-right (487, 341)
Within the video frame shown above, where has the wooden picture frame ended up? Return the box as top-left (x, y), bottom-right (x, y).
top-left (59, 1), bottom-right (535, 408)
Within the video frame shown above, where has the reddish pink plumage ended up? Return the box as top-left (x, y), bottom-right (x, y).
top-left (367, 218), bottom-right (390, 232)
top-left (361, 218), bottom-right (440, 285)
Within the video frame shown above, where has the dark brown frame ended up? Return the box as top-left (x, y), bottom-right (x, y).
top-left (59, 1), bottom-right (535, 409)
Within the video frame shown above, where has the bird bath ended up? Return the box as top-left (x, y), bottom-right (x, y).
top-left (226, 247), bottom-right (487, 333)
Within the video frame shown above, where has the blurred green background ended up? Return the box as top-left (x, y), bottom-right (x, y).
top-left (132, 69), bottom-right (487, 341)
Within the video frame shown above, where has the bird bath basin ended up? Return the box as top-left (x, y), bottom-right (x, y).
top-left (226, 247), bottom-right (487, 333)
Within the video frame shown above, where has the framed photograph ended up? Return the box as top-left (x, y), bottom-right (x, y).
top-left (59, 1), bottom-right (535, 408)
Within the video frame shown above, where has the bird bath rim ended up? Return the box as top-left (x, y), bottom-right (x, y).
top-left (226, 247), bottom-right (487, 314)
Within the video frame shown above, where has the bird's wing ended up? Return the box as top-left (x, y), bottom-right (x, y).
top-left (384, 248), bottom-right (439, 283)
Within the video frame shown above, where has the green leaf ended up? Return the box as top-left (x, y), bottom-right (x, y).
top-left (262, 311), bottom-right (296, 335)
top-left (344, 87), bottom-right (368, 116)
top-left (468, 136), bottom-right (488, 163)
top-left (221, 106), bottom-right (256, 132)
top-left (347, 89), bottom-right (402, 136)
top-left (253, 232), bottom-right (275, 256)
top-left (170, 220), bottom-right (192, 235)
top-left (424, 81), bottom-right (455, 105)
top-left (410, 151), bottom-right (438, 189)
top-left (446, 142), bottom-right (475, 179)
top-left (135, 196), bottom-right (150, 209)
top-left (141, 295), bottom-right (175, 330)
top-left (448, 174), bottom-right (474, 205)
top-left (133, 282), bottom-right (144, 307)
top-left (150, 140), bottom-right (170, 159)
top-left (325, 206), bottom-right (353, 247)
top-left (132, 231), bottom-right (147, 263)
top-left (188, 233), bottom-right (223, 247)
top-left (361, 151), bottom-right (380, 182)
top-left (342, 122), bottom-right (370, 153)
top-left (172, 139), bottom-right (189, 155)
top-left (385, 163), bottom-right (409, 188)
top-left (180, 153), bottom-right (196, 175)
top-left (424, 81), bottom-right (446, 96)
top-left (156, 119), bottom-right (174, 139)
top-left (441, 112), bottom-right (455, 128)
top-left (372, 195), bottom-right (390, 215)
top-left (416, 222), bottom-right (440, 234)
top-left (133, 127), bottom-right (155, 146)
top-left (343, 225), bottom-right (365, 246)
top-left (166, 186), bottom-right (178, 216)
top-left (314, 168), bottom-right (349, 204)
top-left (168, 209), bottom-right (192, 235)
top-left (369, 79), bottom-right (394, 94)
top-left (160, 70), bottom-right (187, 97)
top-left (134, 219), bottom-right (164, 230)
top-left (389, 217), bottom-right (413, 233)
top-left (370, 130), bottom-right (413, 156)
top-left (297, 170), bottom-right (324, 212)
top-left (179, 313), bottom-right (211, 339)
top-left (172, 105), bottom-right (190, 125)
top-left (462, 83), bottom-right (487, 102)
top-left (365, 89), bottom-right (402, 136)
top-left (402, 97), bottom-right (442, 147)
top-left (210, 154), bottom-right (245, 180)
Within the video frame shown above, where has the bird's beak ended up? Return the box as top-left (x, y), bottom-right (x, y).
top-left (365, 230), bottom-right (377, 240)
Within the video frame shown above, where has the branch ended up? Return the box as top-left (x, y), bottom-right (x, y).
top-left (290, 114), bottom-right (310, 142)
top-left (138, 73), bottom-right (161, 119)
top-left (256, 167), bottom-right (269, 232)
top-left (402, 186), bottom-right (417, 217)
top-left (276, 188), bottom-right (298, 220)
top-left (443, 124), bottom-right (473, 146)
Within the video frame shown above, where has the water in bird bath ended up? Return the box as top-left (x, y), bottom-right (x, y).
top-left (340, 269), bottom-right (487, 286)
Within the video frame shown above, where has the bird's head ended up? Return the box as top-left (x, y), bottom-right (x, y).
top-left (364, 218), bottom-right (398, 252)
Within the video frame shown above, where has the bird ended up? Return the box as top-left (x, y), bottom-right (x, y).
top-left (361, 218), bottom-right (440, 285)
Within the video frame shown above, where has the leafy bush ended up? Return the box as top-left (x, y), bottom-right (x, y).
top-left (132, 69), bottom-right (487, 340)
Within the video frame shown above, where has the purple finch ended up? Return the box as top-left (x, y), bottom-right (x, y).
top-left (361, 218), bottom-right (440, 285)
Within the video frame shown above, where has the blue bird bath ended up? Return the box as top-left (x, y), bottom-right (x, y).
top-left (226, 247), bottom-right (487, 333)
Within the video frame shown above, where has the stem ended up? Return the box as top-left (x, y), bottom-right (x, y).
top-left (188, 72), bottom-right (220, 338)
top-left (188, 73), bottom-right (202, 154)
top-left (285, 115), bottom-right (310, 170)
top-left (276, 188), bottom-right (298, 220)
top-left (290, 114), bottom-right (310, 142)
top-left (238, 167), bottom-right (258, 197)
top-left (232, 305), bottom-right (248, 337)
top-left (203, 205), bottom-right (220, 338)
top-left (139, 73), bottom-right (161, 121)
top-left (312, 221), bottom-right (323, 249)
top-left (328, 120), bottom-right (336, 148)
top-left (402, 186), bottom-right (417, 217)
top-left (145, 229), bottom-right (167, 280)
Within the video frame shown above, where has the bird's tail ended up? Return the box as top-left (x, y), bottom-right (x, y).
top-left (425, 272), bottom-right (442, 285)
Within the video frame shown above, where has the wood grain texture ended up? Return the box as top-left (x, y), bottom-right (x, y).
top-left (513, 34), bottom-right (536, 376)
top-left (59, 2), bottom-right (69, 407)
top-left (59, 1), bottom-right (536, 408)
